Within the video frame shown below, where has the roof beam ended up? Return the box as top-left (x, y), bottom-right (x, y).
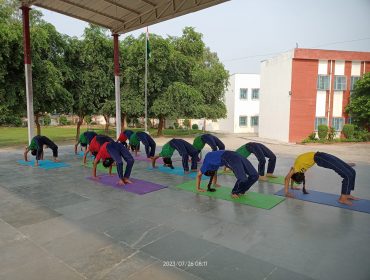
top-left (33, 2), bottom-right (112, 29)
top-left (102, 0), bottom-right (140, 15)
top-left (58, 0), bottom-right (126, 24)
top-left (140, 0), bottom-right (156, 7)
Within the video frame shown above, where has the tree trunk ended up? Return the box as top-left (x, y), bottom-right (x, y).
top-left (76, 115), bottom-right (84, 141)
top-left (157, 117), bottom-right (164, 136)
top-left (104, 115), bottom-right (110, 134)
top-left (34, 114), bottom-right (41, 135)
top-left (121, 113), bottom-right (126, 131)
top-left (203, 118), bottom-right (206, 132)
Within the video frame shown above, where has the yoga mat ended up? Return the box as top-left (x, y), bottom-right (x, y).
top-left (133, 155), bottom-right (181, 164)
top-left (17, 160), bottom-right (70, 170)
top-left (87, 175), bottom-right (167, 195)
top-left (275, 188), bottom-right (370, 214)
top-left (147, 166), bottom-right (198, 178)
top-left (176, 180), bottom-right (285, 210)
top-left (220, 171), bottom-right (298, 186)
top-left (85, 162), bottom-right (117, 173)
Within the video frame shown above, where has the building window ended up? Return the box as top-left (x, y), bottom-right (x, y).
top-left (239, 116), bottom-right (247, 126)
top-left (334, 75), bottom-right (346, 91)
top-left (350, 76), bottom-right (360, 91)
top-left (332, 117), bottom-right (344, 131)
top-left (315, 117), bottom-right (327, 130)
top-left (240, 88), bottom-right (248, 99)
top-left (317, 75), bottom-right (330, 90)
top-left (251, 89), bottom-right (259, 100)
top-left (251, 116), bottom-right (259, 126)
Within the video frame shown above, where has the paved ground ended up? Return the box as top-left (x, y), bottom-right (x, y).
top-left (0, 138), bottom-right (369, 280)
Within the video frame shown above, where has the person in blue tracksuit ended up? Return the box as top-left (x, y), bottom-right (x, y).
top-left (235, 142), bottom-right (277, 181)
top-left (152, 139), bottom-right (199, 173)
top-left (93, 141), bottom-right (134, 185)
top-left (74, 131), bottom-right (97, 154)
top-left (24, 135), bottom-right (59, 166)
top-left (193, 134), bottom-right (225, 154)
top-left (129, 131), bottom-right (156, 158)
top-left (196, 150), bottom-right (258, 198)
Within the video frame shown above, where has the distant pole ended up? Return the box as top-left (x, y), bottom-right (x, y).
top-left (113, 33), bottom-right (121, 139)
top-left (144, 27), bottom-right (148, 133)
top-left (21, 6), bottom-right (34, 144)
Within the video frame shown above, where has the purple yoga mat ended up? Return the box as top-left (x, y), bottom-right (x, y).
top-left (87, 175), bottom-right (167, 195)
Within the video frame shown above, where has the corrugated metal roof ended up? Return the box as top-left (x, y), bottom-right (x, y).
top-left (21, 0), bottom-right (229, 34)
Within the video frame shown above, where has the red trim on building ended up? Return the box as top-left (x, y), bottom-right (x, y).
top-left (289, 59), bottom-right (318, 142)
top-left (113, 33), bottom-right (120, 76)
top-left (294, 48), bottom-right (370, 61)
top-left (21, 6), bottom-right (31, 65)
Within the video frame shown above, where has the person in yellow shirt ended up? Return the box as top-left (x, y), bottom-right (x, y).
top-left (284, 152), bottom-right (358, 205)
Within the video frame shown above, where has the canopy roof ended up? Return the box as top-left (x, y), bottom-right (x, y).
top-left (21, 0), bottom-right (229, 34)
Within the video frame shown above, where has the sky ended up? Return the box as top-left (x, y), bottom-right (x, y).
top-left (36, 0), bottom-right (370, 74)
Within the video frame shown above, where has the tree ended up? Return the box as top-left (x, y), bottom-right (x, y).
top-left (100, 100), bottom-right (115, 134)
top-left (346, 72), bottom-right (370, 129)
top-left (151, 82), bottom-right (203, 135)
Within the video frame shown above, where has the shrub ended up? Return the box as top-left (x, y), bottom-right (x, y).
top-left (90, 121), bottom-right (97, 125)
top-left (342, 124), bottom-right (355, 139)
top-left (183, 119), bottom-right (191, 129)
top-left (192, 123), bottom-right (199, 130)
top-left (327, 126), bottom-right (336, 141)
top-left (173, 122), bottom-right (179, 129)
top-left (168, 126), bottom-right (174, 129)
top-left (85, 115), bottom-right (92, 124)
top-left (0, 115), bottom-right (23, 127)
top-left (354, 128), bottom-right (370, 141)
top-left (308, 132), bottom-right (316, 140)
top-left (59, 116), bottom-right (68, 126)
top-left (43, 115), bottom-right (51, 126)
top-left (318, 125), bottom-right (328, 139)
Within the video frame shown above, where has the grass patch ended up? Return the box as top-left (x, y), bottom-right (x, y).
top-left (0, 126), bottom-right (204, 147)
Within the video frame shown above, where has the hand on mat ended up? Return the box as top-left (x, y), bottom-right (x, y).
top-left (213, 183), bottom-right (221, 188)
top-left (197, 188), bottom-right (206, 192)
top-left (93, 176), bottom-right (101, 180)
top-left (285, 192), bottom-right (294, 198)
top-left (53, 158), bottom-right (60, 162)
top-left (266, 174), bottom-right (278, 178)
top-left (34, 162), bottom-right (39, 167)
top-left (291, 186), bottom-right (301, 190)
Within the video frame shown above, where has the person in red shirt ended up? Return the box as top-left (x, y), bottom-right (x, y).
top-left (93, 142), bottom-right (134, 185)
top-left (83, 135), bottom-right (114, 164)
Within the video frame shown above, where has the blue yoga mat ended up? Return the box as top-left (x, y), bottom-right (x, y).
top-left (17, 159), bottom-right (70, 170)
top-left (147, 166), bottom-right (198, 178)
top-left (275, 188), bottom-right (370, 214)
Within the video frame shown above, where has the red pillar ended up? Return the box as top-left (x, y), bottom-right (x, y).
top-left (21, 5), bottom-right (34, 143)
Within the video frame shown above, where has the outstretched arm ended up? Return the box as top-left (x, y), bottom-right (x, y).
top-left (212, 173), bottom-right (221, 188)
top-left (196, 171), bottom-right (205, 192)
top-left (93, 159), bottom-right (99, 178)
top-left (74, 142), bottom-right (79, 154)
top-left (24, 146), bottom-right (29, 162)
top-left (151, 155), bottom-right (160, 168)
top-left (83, 147), bottom-right (90, 165)
top-left (284, 168), bottom-right (295, 198)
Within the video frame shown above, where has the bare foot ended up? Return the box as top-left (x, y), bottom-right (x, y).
top-left (285, 192), bottom-right (294, 198)
top-left (231, 194), bottom-right (240, 199)
top-left (184, 171), bottom-right (190, 174)
top-left (348, 195), bottom-right (359, 200)
top-left (214, 183), bottom-right (221, 188)
top-left (118, 179), bottom-right (125, 186)
top-left (259, 176), bottom-right (268, 181)
top-left (266, 173), bottom-right (278, 178)
top-left (53, 158), bottom-right (60, 162)
top-left (123, 178), bottom-right (133, 184)
top-left (197, 188), bottom-right (206, 192)
top-left (338, 198), bottom-right (353, 206)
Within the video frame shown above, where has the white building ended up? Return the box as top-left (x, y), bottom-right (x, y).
top-left (217, 73), bottom-right (260, 133)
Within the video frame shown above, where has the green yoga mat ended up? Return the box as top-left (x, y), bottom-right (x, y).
top-left (176, 181), bottom-right (285, 210)
top-left (85, 162), bottom-right (117, 173)
top-left (219, 171), bottom-right (298, 186)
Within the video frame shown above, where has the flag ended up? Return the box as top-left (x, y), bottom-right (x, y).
top-left (146, 27), bottom-right (151, 59)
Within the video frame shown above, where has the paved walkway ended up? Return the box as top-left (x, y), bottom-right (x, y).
top-left (0, 139), bottom-right (369, 280)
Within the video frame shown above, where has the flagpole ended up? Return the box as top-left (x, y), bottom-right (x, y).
top-left (144, 27), bottom-right (148, 133)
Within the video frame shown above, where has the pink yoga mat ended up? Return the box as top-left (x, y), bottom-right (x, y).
top-left (87, 175), bottom-right (167, 195)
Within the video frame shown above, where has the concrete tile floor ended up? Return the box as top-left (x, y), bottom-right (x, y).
top-left (0, 145), bottom-right (369, 280)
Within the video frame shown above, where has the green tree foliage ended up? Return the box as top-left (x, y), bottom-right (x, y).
top-left (346, 72), bottom-right (370, 129)
top-left (100, 100), bottom-right (115, 133)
